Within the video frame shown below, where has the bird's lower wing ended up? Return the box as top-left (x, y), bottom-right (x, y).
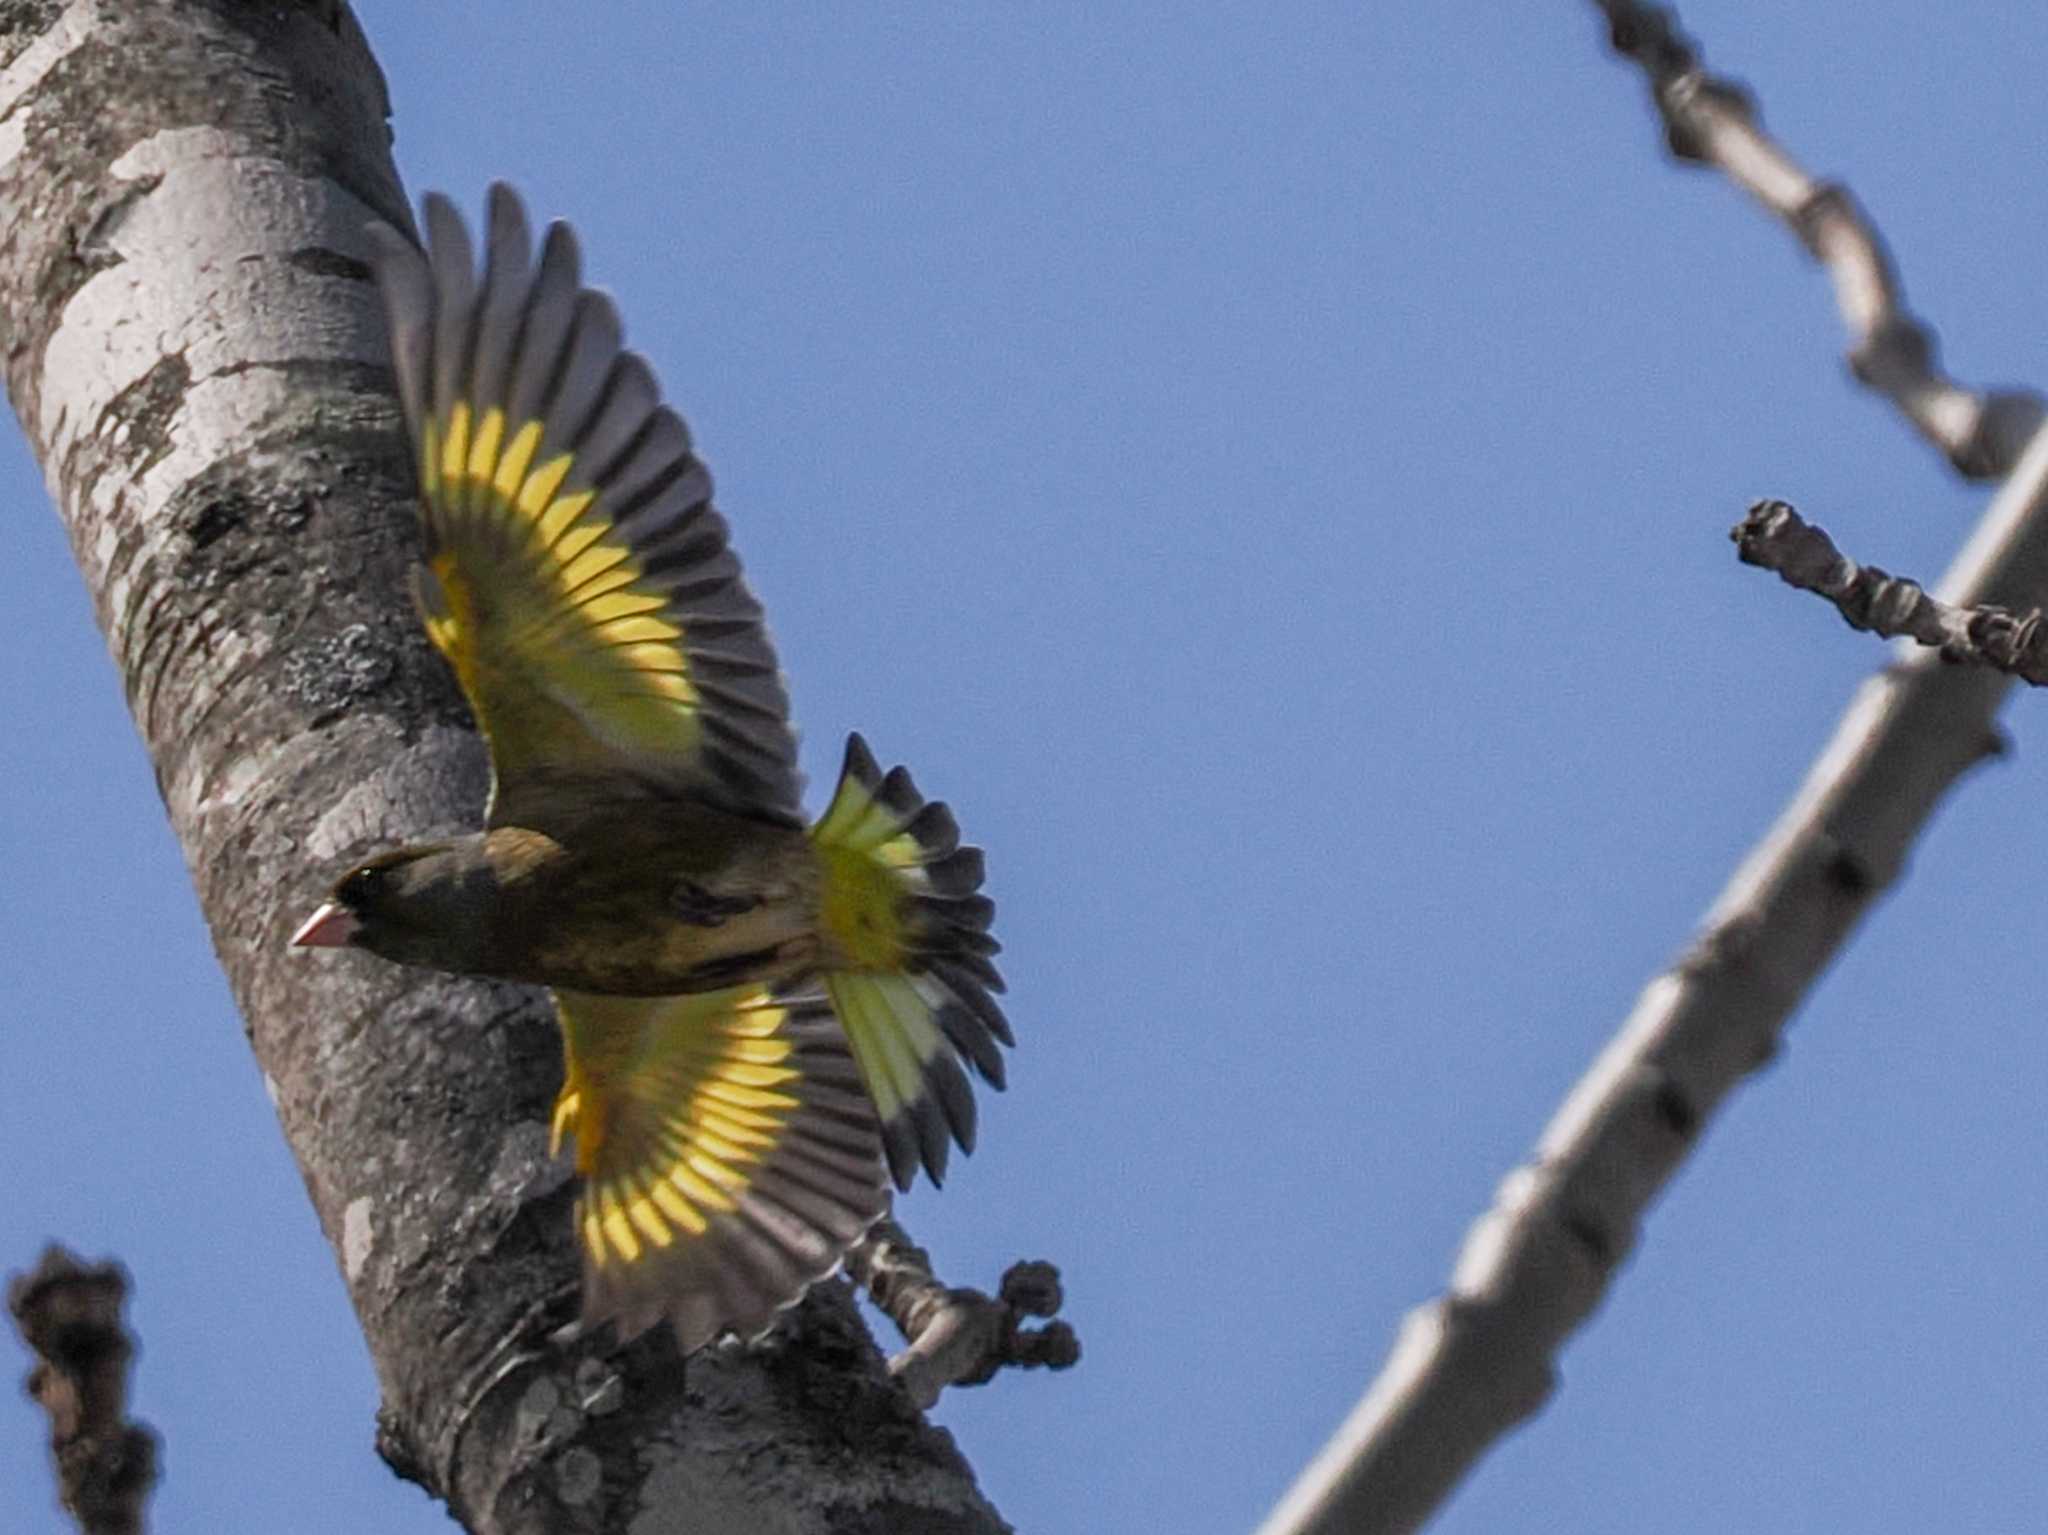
top-left (551, 983), bottom-right (889, 1352)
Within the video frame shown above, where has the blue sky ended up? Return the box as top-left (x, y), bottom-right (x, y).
top-left (7, 5), bottom-right (2048, 1531)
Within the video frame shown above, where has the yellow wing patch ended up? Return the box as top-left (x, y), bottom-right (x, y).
top-left (812, 746), bottom-right (930, 970)
top-left (549, 985), bottom-right (889, 1350)
top-left (419, 403), bottom-right (702, 791)
top-left (554, 986), bottom-right (794, 1264)
top-left (368, 188), bottom-right (804, 822)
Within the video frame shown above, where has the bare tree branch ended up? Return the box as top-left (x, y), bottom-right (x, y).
top-left (1735, 499), bottom-right (2048, 683)
top-left (1593, 0), bottom-right (2044, 478)
top-left (846, 1219), bottom-right (1080, 1409)
top-left (8, 1247), bottom-right (158, 1535)
top-left (1258, 5), bottom-right (2048, 1526)
top-left (0, 4), bottom-right (1007, 1530)
top-left (1257, 421), bottom-right (2048, 1535)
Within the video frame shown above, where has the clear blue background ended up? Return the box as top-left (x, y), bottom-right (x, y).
top-left (7, 4), bottom-right (2047, 1531)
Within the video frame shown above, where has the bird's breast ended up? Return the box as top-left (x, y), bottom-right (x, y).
top-left (493, 817), bottom-right (824, 996)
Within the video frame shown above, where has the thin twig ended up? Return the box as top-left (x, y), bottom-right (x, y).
top-left (1257, 419), bottom-right (2048, 1535)
top-left (1258, 14), bottom-right (2048, 1530)
top-left (1735, 499), bottom-right (2048, 682)
top-left (845, 1218), bottom-right (1079, 1409)
top-left (8, 1246), bottom-right (159, 1535)
top-left (1594, 0), bottom-right (2044, 478)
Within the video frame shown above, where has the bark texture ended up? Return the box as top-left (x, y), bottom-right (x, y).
top-left (0, 4), bottom-right (1005, 1530)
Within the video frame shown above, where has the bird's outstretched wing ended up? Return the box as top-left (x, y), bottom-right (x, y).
top-left (551, 983), bottom-right (890, 1350)
top-left (367, 184), bottom-right (802, 828)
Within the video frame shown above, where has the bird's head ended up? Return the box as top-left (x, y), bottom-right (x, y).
top-left (291, 841), bottom-right (501, 973)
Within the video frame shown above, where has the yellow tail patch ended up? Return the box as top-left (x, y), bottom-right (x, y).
top-left (810, 733), bottom-right (1012, 1191)
top-left (818, 841), bottom-right (914, 970)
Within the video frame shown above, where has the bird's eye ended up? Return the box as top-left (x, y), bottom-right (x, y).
top-left (338, 864), bottom-right (388, 905)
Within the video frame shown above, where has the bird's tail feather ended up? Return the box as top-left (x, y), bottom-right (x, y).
top-left (810, 733), bottom-right (1011, 1190)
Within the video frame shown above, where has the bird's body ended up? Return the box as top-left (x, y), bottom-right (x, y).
top-left (352, 807), bottom-right (823, 996)
top-left (292, 185), bottom-right (1012, 1352)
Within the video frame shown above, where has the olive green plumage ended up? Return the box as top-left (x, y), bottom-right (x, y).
top-left (328, 808), bottom-right (821, 996)
top-left (294, 185), bottom-right (1011, 1351)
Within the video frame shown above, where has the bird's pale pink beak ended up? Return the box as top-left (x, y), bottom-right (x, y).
top-left (290, 902), bottom-right (359, 949)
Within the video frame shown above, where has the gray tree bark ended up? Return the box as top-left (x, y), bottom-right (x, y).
top-left (0, 3), bottom-right (1005, 1530)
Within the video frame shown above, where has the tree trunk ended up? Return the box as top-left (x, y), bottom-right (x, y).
top-left (0, 3), bottom-right (1005, 1529)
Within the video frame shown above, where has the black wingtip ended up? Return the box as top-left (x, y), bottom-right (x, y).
top-left (924, 845), bottom-right (986, 895)
top-left (842, 731), bottom-right (880, 789)
top-left (936, 998), bottom-right (1009, 1089)
top-left (536, 217), bottom-right (583, 290)
top-left (913, 1101), bottom-right (951, 1187)
top-left (880, 1114), bottom-right (921, 1194)
top-left (420, 191), bottom-right (468, 262)
top-left (876, 764), bottom-right (921, 818)
top-left (482, 183), bottom-right (531, 268)
top-left (906, 800), bottom-right (960, 856)
top-left (485, 180), bottom-right (525, 223)
top-left (931, 1050), bottom-right (979, 1155)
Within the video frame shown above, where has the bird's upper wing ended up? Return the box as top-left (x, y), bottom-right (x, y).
top-left (551, 982), bottom-right (890, 1351)
top-left (367, 184), bottom-right (802, 829)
